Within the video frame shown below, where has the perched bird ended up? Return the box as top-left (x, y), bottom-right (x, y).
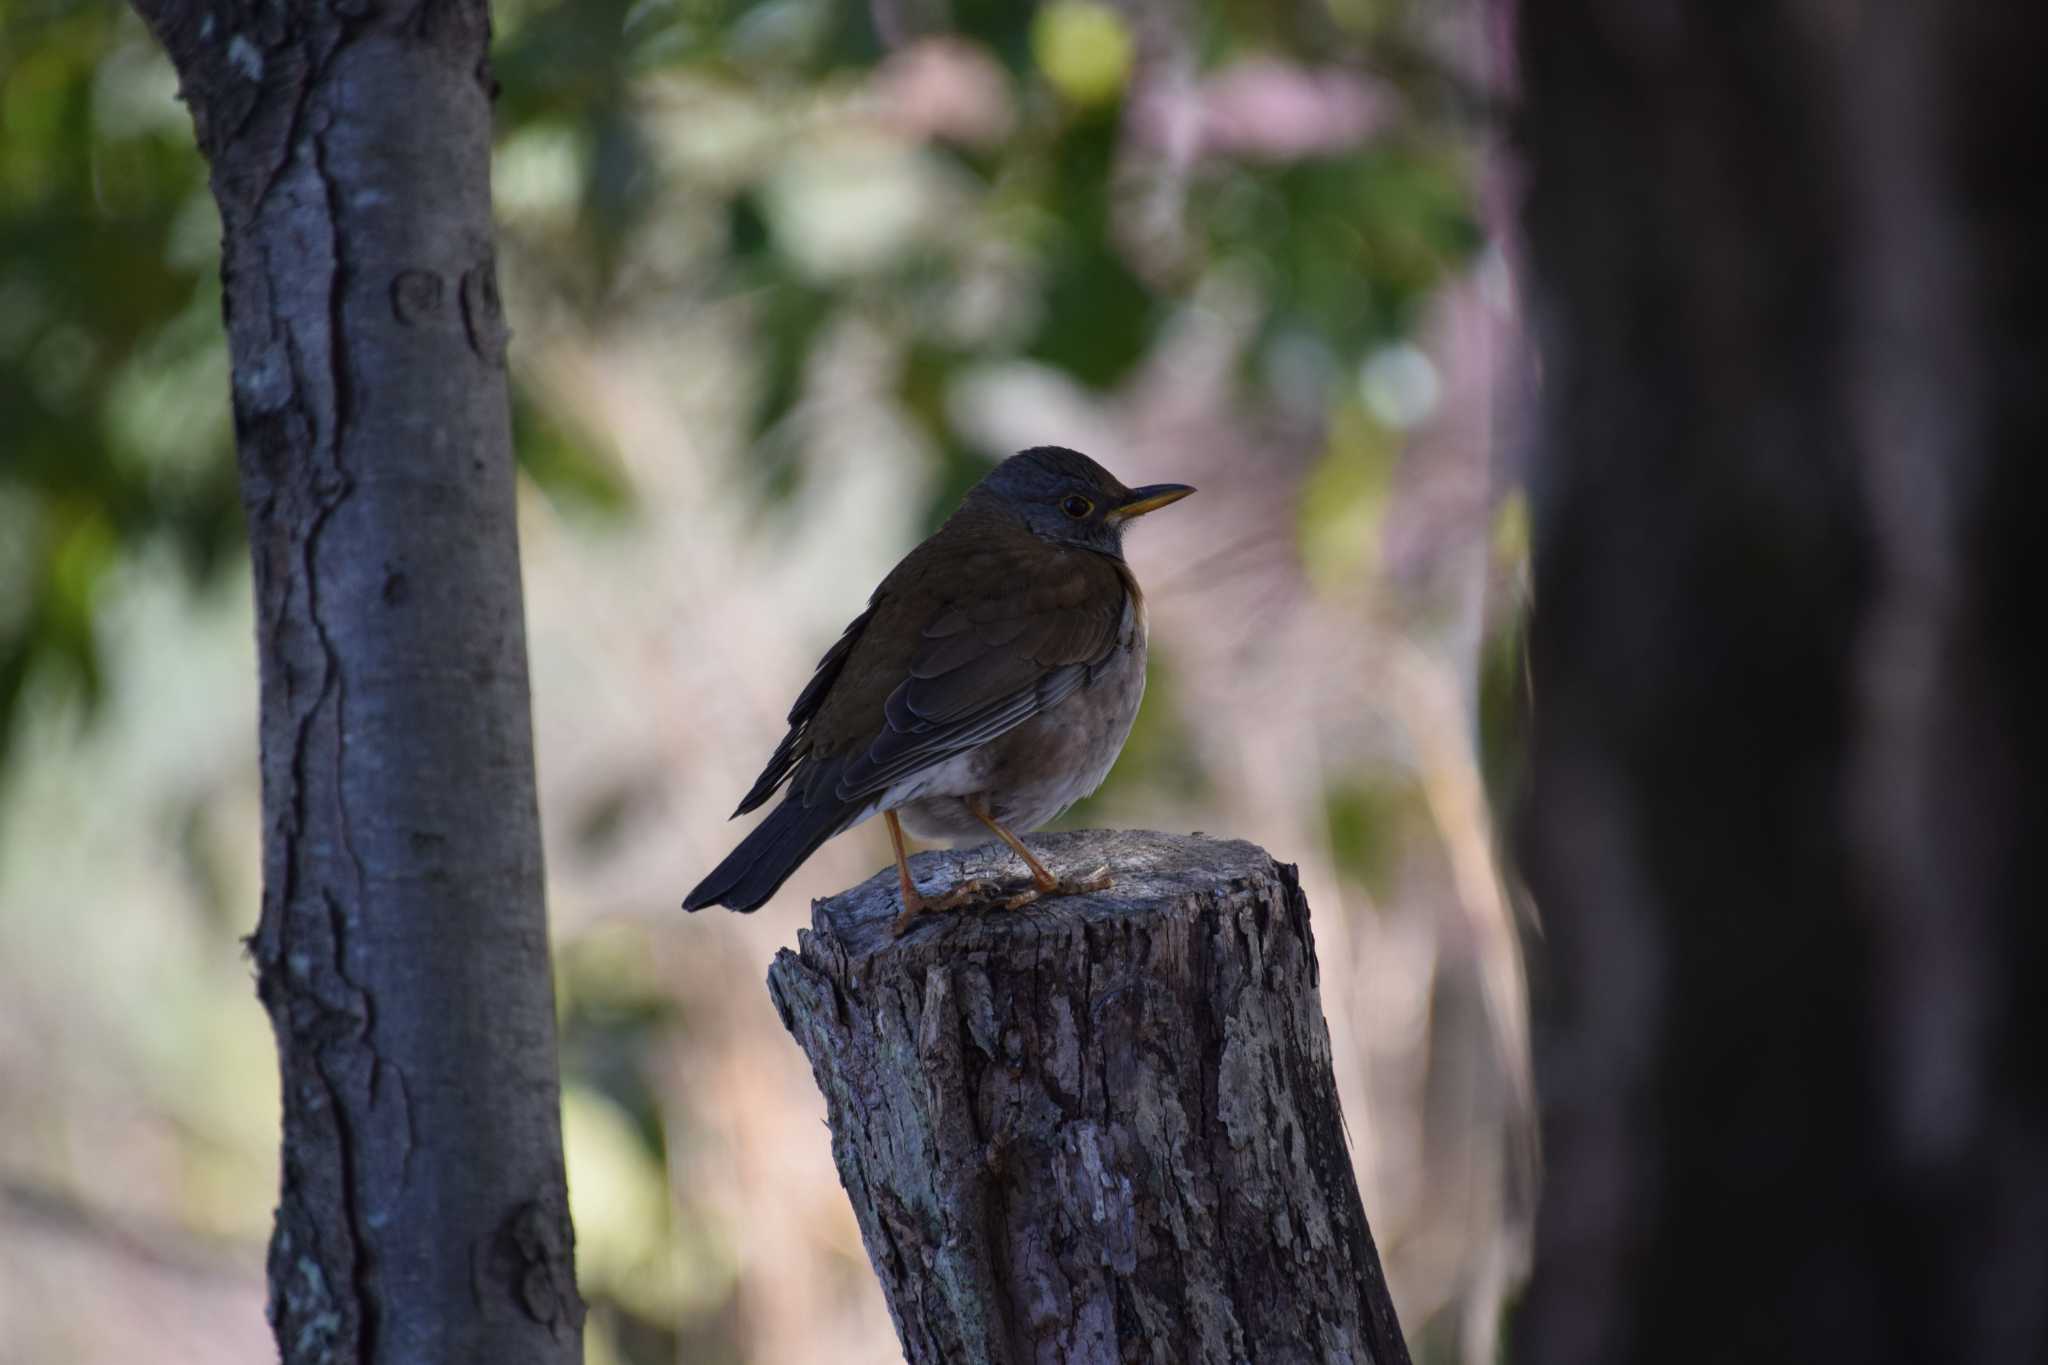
top-left (683, 446), bottom-right (1193, 933)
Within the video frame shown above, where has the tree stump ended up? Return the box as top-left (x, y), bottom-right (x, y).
top-left (767, 829), bottom-right (1410, 1365)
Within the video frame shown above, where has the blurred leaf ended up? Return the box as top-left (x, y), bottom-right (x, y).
top-left (1207, 142), bottom-right (1482, 372)
top-left (557, 922), bottom-right (679, 1160)
top-left (1476, 582), bottom-right (1530, 817)
top-left (1492, 488), bottom-right (1529, 565)
top-left (1325, 775), bottom-right (1430, 898)
top-left (730, 266), bottom-right (835, 503)
top-left (0, 5), bottom-right (235, 776)
top-left (569, 773), bottom-right (665, 863)
top-left (513, 382), bottom-right (636, 515)
top-left (1031, 1), bottom-right (1134, 108)
top-left (562, 1084), bottom-right (737, 1335)
top-left (1299, 397), bottom-right (1398, 587)
top-left (726, 186), bottom-right (771, 258)
top-left (1022, 108), bottom-right (1155, 387)
top-left (954, 0), bottom-right (1039, 74)
top-left (746, 260), bottom-right (832, 439)
top-left (1026, 233), bottom-right (1154, 388)
top-left (895, 341), bottom-right (992, 533)
top-left (493, 0), bottom-right (658, 292)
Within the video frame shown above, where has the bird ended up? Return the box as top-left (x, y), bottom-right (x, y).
top-left (682, 446), bottom-right (1194, 934)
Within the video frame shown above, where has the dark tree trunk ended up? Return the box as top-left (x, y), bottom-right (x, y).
top-left (768, 830), bottom-right (1411, 1365)
top-left (1511, 4), bottom-right (2048, 1363)
top-left (128, 2), bottom-right (583, 1360)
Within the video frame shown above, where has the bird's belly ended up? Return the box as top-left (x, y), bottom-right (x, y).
top-left (895, 637), bottom-right (1148, 844)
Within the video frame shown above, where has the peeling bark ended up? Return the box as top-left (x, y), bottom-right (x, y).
top-left (769, 830), bottom-right (1409, 1365)
top-left (127, 2), bottom-right (581, 1360)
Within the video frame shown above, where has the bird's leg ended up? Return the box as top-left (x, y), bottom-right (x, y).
top-left (966, 795), bottom-right (1113, 901)
top-left (966, 794), bottom-right (1059, 892)
top-left (893, 800), bottom-right (1113, 936)
top-left (886, 810), bottom-right (926, 936)
top-left (889, 809), bottom-right (1002, 935)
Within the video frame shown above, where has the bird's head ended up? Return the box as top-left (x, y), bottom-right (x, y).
top-left (970, 446), bottom-right (1194, 557)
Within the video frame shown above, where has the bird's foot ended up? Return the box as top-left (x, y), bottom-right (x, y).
top-left (981, 864), bottom-right (1114, 910)
top-left (1056, 865), bottom-right (1113, 897)
top-left (926, 878), bottom-right (1005, 912)
top-left (890, 878), bottom-right (1000, 937)
top-left (889, 865), bottom-right (1113, 936)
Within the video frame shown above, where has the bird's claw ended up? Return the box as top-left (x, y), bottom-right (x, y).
top-left (889, 878), bottom-right (997, 937)
top-left (927, 878), bottom-right (1004, 912)
top-left (889, 866), bottom-right (1114, 936)
top-left (1060, 865), bottom-right (1113, 896)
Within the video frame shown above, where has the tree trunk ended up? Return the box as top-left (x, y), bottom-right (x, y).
top-left (1511, 4), bottom-right (2048, 1363)
top-left (128, 3), bottom-right (583, 1360)
top-left (767, 830), bottom-right (1410, 1365)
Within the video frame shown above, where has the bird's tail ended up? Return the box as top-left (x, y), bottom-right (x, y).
top-left (682, 794), bottom-right (858, 913)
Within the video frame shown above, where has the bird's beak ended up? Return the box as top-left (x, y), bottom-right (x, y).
top-left (1111, 483), bottom-right (1196, 522)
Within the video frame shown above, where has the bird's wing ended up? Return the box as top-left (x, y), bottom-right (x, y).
top-left (824, 547), bottom-right (1130, 805)
top-left (730, 602), bottom-right (876, 816)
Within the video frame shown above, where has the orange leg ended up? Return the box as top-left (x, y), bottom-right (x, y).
top-left (966, 794), bottom-right (1059, 893)
top-left (891, 799), bottom-right (1111, 938)
top-left (888, 809), bottom-right (1005, 936)
top-left (886, 810), bottom-right (924, 934)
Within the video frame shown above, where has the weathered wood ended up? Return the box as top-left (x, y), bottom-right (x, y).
top-left (767, 829), bottom-right (1410, 1365)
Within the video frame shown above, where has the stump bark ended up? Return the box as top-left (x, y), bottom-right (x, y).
top-left (767, 829), bottom-right (1409, 1365)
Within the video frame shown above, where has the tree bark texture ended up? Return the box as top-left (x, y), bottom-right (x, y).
top-left (129, 2), bottom-right (583, 1361)
top-left (767, 830), bottom-right (1410, 1365)
top-left (1512, 4), bottom-right (2047, 1364)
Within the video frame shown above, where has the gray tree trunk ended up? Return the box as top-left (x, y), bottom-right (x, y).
top-left (128, 2), bottom-right (583, 1361)
top-left (768, 830), bottom-right (1410, 1365)
top-left (1511, 3), bottom-right (2048, 1363)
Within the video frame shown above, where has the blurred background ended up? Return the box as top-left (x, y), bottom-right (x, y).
top-left (0, 0), bottom-right (1533, 1361)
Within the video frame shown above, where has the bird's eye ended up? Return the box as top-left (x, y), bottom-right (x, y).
top-left (1061, 495), bottom-right (1093, 519)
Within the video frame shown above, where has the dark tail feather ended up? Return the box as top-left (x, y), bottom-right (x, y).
top-left (682, 796), bottom-right (855, 913)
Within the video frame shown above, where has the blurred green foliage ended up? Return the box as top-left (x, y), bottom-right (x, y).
top-left (1, 0), bottom-right (1485, 770)
top-left (555, 924), bottom-right (727, 1362)
top-left (1, 0), bottom-right (230, 769)
top-left (1, 0), bottom-right (1480, 770)
top-left (1477, 493), bottom-right (1531, 811)
top-left (1326, 774), bottom-right (1431, 898)
top-left (0, 0), bottom-right (628, 773)
top-left (486, 0), bottom-right (1481, 528)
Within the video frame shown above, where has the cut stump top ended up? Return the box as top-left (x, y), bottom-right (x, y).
top-left (798, 828), bottom-right (1279, 964)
